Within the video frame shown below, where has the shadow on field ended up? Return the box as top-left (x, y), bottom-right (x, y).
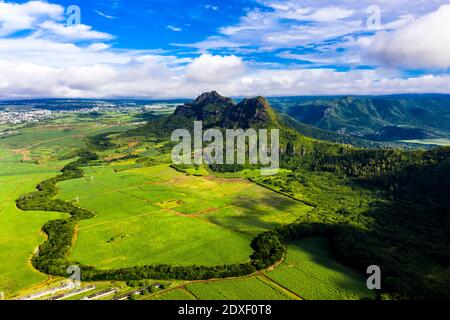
top-left (205, 193), bottom-right (304, 235)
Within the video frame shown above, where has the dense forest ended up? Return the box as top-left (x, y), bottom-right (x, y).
top-left (272, 146), bottom-right (450, 299)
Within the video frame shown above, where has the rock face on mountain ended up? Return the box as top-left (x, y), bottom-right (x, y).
top-left (173, 91), bottom-right (277, 128)
top-left (193, 91), bottom-right (235, 107)
top-left (174, 91), bottom-right (234, 123)
top-left (225, 96), bottom-right (276, 128)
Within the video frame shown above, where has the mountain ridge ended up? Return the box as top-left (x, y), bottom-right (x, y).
top-left (130, 91), bottom-right (344, 159)
top-left (269, 95), bottom-right (450, 141)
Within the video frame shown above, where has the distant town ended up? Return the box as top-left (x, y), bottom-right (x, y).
top-left (0, 100), bottom-right (180, 126)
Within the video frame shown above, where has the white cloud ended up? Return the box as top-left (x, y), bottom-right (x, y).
top-left (219, 9), bottom-right (277, 36)
top-left (167, 25), bottom-right (182, 32)
top-left (277, 50), bottom-right (362, 66)
top-left (36, 21), bottom-right (114, 41)
top-left (306, 6), bottom-right (354, 22)
top-left (178, 4), bottom-right (361, 52)
top-left (0, 0), bottom-right (63, 36)
top-left (0, 1), bottom-right (114, 42)
top-left (87, 43), bottom-right (111, 51)
top-left (178, 0), bottom-right (450, 57)
top-left (1, 51), bottom-right (450, 99)
top-left (204, 5), bottom-right (219, 11)
top-left (263, 3), bottom-right (354, 22)
top-left (0, 37), bottom-right (136, 68)
top-left (172, 37), bottom-right (248, 53)
top-left (185, 54), bottom-right (246, 83)
top-left (365, 5), bottom-right (450, 69)
top-left (94, 9), bottom-right (116, 19)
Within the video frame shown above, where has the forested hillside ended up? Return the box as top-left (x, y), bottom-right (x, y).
top-left (269, 94), bottom-right (450, 142)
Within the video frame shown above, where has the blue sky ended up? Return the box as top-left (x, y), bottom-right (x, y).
top-left (0, 0), bottom-right (450, 99)
top-left (49, 0), bottom-right (250, 50)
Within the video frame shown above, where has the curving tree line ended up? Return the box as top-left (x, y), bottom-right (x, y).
top-left (16, 150), bottom-right (291, 282)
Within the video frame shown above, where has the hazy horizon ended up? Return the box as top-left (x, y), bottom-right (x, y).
top-left (3, 92), bottom-right (450, 103)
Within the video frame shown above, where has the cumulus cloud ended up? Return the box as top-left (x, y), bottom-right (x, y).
top-left (87, 43), bottom-right (111, 51)
top-left (185, 54), bottom-right (246, 83)
top-left (2, 51), bottom-right (450, 99)
top-left (0, 0), bottom-right (63, 36)
top-left (365, 5), bottom-right (450, 69)
top-left (0, 37), bottom-right (137, 68)
top-left (36, 21), bottom-right (114, 41)
top-left (0, 0), bottom-right (114, 42)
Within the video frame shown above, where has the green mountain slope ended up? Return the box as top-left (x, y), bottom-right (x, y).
top-left (278, 113), bottom-right (420, 149)
top-left (130, 91), bottom-right (344, 159)
top-left (270, 94), bottom-right (450, 141)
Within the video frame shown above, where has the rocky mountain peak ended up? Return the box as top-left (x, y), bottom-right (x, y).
top-left (173, 92), bottom-right (279, 128)
top-left (193, 91), bottom-right (234, 107)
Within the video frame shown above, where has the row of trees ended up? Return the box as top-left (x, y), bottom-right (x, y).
top-left (16, 148), bottom-right (287, 281)
top-left (16, 150), bottom-right (98, 276)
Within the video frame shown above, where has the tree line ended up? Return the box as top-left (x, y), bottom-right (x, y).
top-left (15, 148), bottom-right (286, 282)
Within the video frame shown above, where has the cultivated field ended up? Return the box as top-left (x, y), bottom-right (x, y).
top-left (151, 289), bottom-right (197, 300)
top-left (0, 114), bottom-right (140, 297)
top-left (57, 164), bottom-right (311, 268)
top-left (266, 238), bottom-right (375, 300)
top-left (185, 277), bottom-right (291, 300)
top-left (146, 238), bottom-right (372, 300)
top-left (0, 160), bottom-right (67, 296)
